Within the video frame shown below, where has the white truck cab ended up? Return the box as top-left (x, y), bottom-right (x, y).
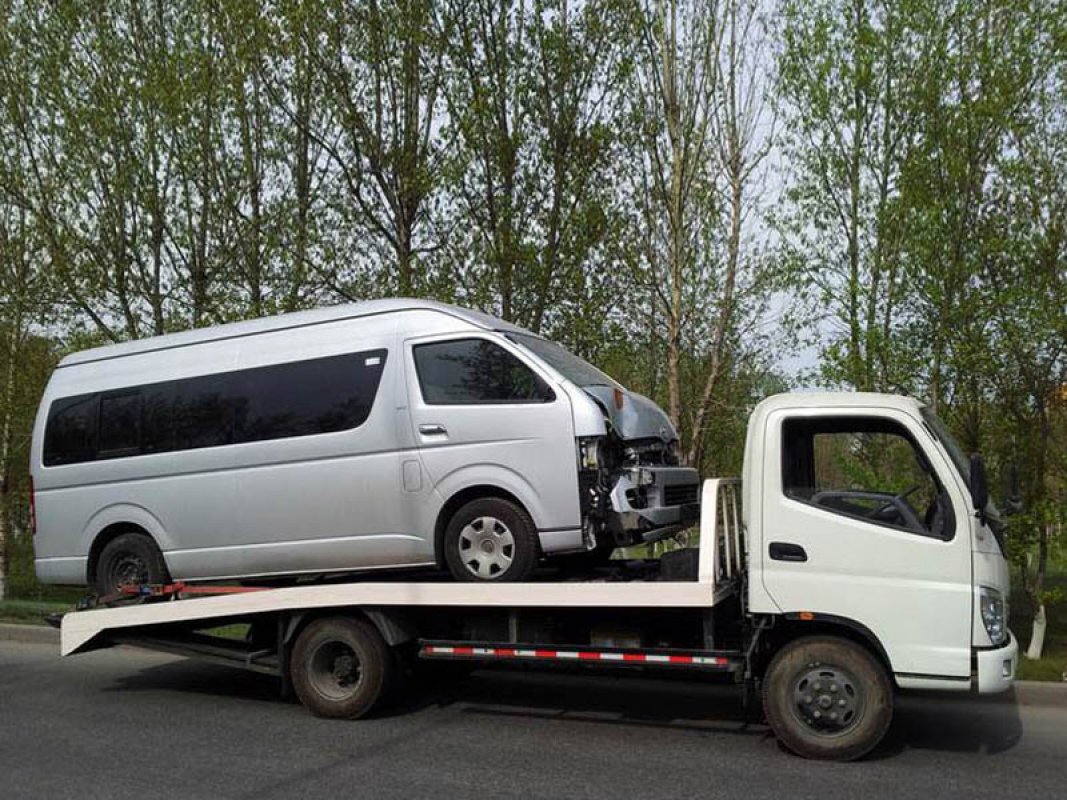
top-left (743, 392), bottom-right (1016, 695)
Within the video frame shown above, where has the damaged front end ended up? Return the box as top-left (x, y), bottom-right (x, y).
top-left (578, 388), bottom-right (700, 549)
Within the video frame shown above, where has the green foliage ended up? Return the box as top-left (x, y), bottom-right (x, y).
top-left (0, 0), bottom-right (1063, 630)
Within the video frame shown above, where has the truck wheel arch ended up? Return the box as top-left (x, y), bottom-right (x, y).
top-left (766, 612), bottom-right (895, 680)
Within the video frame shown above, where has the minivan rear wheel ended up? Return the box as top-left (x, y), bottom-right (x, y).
top-left (443, 497), bottom-right (539, 582)
top-left (94, 532), bottom-right (170, 597)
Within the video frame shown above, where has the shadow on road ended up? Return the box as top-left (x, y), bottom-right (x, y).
top-left (108, 656), bottom-right (1025, 760)
top-left (869, 689), bottom-right (1024, 759)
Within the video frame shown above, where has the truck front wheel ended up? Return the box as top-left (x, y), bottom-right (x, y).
top-left (291, 617), bottom-right (392, 719)
top-left (762, 636), bottom-right (893, 761)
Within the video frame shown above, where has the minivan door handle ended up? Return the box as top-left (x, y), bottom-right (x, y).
top-left (418, 423), bottom-right (448, 437)
top-left (769, 542), bottom-right (807, 562)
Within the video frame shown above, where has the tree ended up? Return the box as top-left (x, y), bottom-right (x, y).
top-left (776, 0), bottom-right (923, 393)
top-left (307, 0), bottom-right (445, 297)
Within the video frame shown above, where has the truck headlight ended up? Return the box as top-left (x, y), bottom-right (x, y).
top-left (979, 587), bottom-right (1007, 646)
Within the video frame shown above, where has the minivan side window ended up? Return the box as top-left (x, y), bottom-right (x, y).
top-left (42, 349), bottom-right (388, 466)
top-left (43, 394), bottom-right (98, 465)
top-left (413, 338), bottom-right (555, 405)
top-left (98, 392), bottom-right (142, 455)
top-left (781, 416), bottom-right (954, 539)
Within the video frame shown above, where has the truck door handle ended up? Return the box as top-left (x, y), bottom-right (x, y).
top-left (769, 542), bottom-right (807, 562)
top-left (418, 424), bottom-right (448, 436)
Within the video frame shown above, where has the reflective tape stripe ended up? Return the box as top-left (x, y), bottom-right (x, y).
top-left (422, 644), bottom-right (729, 667)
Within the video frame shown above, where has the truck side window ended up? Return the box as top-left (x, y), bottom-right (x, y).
top-left (781, 416), bottom-right (953, 539)
top-left (414, 338), bottom-right (555, 405)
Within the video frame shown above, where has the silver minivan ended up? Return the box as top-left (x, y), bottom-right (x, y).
top-left (31, 300), bottom-right (699, 591)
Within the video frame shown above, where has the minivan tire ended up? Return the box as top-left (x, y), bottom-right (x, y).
top-left (443, 497), bottom-right (539, 582)
top-left (94, 532), bottom-right (171, 597)
top-left (762, 635), bottom-right (893, 761)
top-left (291, 616), bottom-right (392, 719)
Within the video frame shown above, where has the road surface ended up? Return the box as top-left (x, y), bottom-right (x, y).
top-left (0, 640), bottom-right (1062, 799)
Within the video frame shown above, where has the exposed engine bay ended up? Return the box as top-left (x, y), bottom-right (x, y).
top-left (577, 387), bottom-right (701, 550)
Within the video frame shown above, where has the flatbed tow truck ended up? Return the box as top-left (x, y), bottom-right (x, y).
top-left (52, 393), bottom-right (1019, 761)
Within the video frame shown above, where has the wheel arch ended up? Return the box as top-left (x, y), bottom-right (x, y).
top-left (762, 613), bottom-right (895, 680)
top-left (81, 503), bottom-right (172, 583)
top-left (432, 484), bottom-right (532, 568)
top-left (86, 521), bottom-right (164, 586)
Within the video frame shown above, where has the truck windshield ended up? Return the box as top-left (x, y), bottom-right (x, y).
top-left (920, 407), bottom-right (971, 481)
top-left (921, 405), bottom-right (1007, 545)
top-left (507, 333), bottom-right (621, 389)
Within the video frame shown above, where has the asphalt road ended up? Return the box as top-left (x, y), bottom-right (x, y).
top-left (0, 640), bottom-right (1063, 800)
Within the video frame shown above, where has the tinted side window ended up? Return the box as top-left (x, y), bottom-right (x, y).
top-left (173, 372), bottom-right (233, 451)
top-left (232, 350), bottom-right (387, 443)
top-left (413, 339), bottom-right (554, 405)
top-left (41, 348), bottom-right (389, 465)
top-left (98, 392), bottom-right (142, 455)
top-left (43, 394), bottom-right (98, 466)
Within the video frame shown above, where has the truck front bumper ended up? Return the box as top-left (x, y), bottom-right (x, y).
top-left (975, 630), bottom-right (1018, 694)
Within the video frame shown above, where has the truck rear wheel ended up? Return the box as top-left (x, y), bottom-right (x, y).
top-left (443, 497), bottom-right (539, 582)
top-left (291, 617), bottom-right (392, 719)
top-left (762, 636), bottom-right (892, 761)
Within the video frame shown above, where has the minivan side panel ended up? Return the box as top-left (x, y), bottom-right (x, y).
top-left (34, 312), bottom-right (468, 583)
top-left (33, 336), bottom-right (246, 582)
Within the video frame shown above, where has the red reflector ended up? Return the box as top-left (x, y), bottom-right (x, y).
top-left (799, 611), bottom-right (815, 621)
top-left (29, 475), bottom-right (37, 536)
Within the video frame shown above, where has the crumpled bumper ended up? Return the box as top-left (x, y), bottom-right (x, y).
top-left (606, 466), bottom-right (700, 544)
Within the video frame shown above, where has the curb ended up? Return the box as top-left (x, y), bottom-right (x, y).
top-left (0, 622), bottom-right (60, 646)
top-left (1014, 680), bottom-right (1067, 709)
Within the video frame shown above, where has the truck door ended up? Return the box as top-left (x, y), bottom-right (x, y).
top-left (402, 333), bottom-right (582, 547)
top-left (759, 410), bottom-right (973, 681)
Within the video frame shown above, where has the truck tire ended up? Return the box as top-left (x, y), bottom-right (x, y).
top-left (94, 533), bottom-right (170, 596)
top-left (291, 617), bottom-right (392, 719)
top-left (443, 497), bottom-right (539, 582)
top-left (762, 636), bottom-right (893, 761)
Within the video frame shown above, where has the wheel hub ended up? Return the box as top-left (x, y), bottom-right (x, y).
top-left (458, 516), bottom-right (515, 579)
top-left (792, 662), bottom-right (862, 734)
top-left (309, 641), bottom-right (363, 700)
top-left (110, 555), bottom-right (149, 590)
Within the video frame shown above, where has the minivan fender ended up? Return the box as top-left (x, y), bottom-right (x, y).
top-left (430, 464), bottom-right (550, 531)
top-left (81, 503), bottom-right (173, 560)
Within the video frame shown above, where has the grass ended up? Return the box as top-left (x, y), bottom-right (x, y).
top-left (1011, 567), bottom-right (1066, 682)
top-left (0, 598), bottom-right (75, 626)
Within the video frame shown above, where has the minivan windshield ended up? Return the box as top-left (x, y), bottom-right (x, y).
top-left (507, 333), bottom-right (621, 389)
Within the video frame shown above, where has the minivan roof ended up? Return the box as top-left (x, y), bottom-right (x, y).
top-left (59, 298), bottom-right (532, 368)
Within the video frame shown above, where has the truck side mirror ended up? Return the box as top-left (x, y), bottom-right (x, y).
top-left (1002, 463), bottom-right (1024, 516)
top-left (969, 453), bottom-right (989, 512)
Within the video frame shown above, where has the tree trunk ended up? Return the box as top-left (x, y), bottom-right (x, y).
top-left (1026, 603), bottom-right (1046, 661)
top-left (0, 318), bottom-right (21, 601)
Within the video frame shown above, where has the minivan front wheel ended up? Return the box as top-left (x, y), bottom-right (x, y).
top-left (443, 497), bottom-right (539, 582)
top-left (94, 532), bottom-right (170, 597)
